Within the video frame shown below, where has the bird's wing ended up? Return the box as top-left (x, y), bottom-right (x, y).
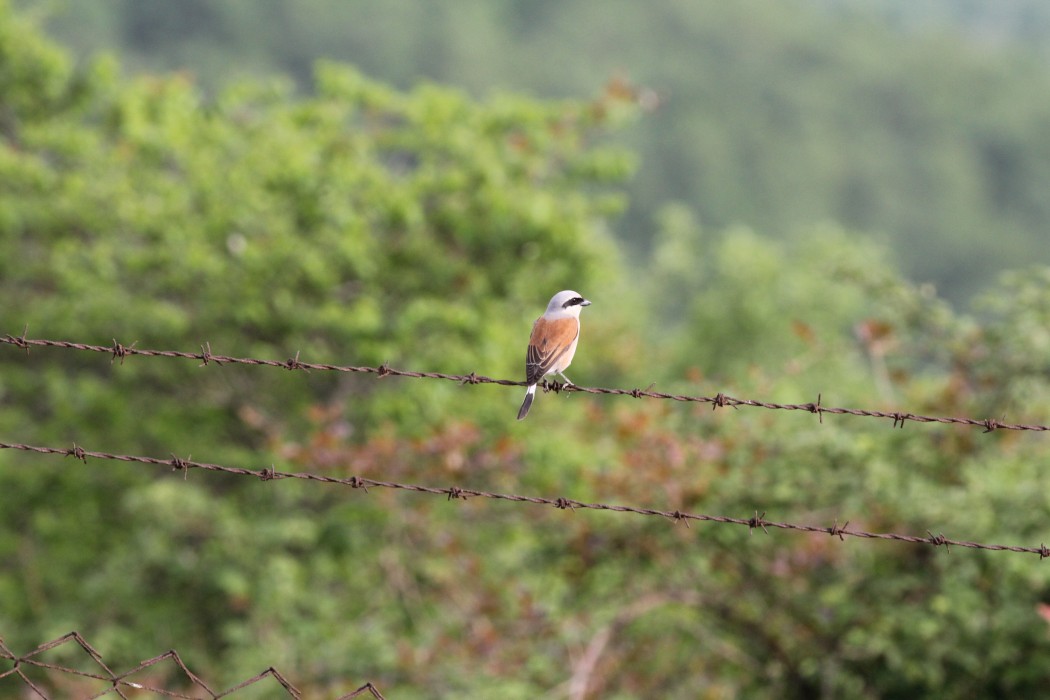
top-left (525, 316), bottom-right (579, 385)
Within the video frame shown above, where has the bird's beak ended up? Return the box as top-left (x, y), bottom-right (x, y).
top-left (581, 299), bottom-right (592, 306)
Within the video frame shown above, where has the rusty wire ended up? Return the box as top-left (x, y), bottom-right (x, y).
top-left (0, 440), bottom-right (1046, 559)
top-left (0, 332), bottom-right (1044, 433)
top-left (0, 631), bottom-right (386, 700)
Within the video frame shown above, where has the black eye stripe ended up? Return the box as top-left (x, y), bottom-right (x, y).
top-left (562, 296), bottom-right (584, 308)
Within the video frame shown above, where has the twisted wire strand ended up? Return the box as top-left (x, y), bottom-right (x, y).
top-left (0, 631), bottom-right (387, 699)
top-left (1, 333), bottom-right (1042, 433)
top-left (0, 440), bottom-right (1046, 558)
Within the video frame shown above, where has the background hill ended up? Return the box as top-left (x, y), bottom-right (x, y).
top-left (24, 0), bottom-right (1050, 303)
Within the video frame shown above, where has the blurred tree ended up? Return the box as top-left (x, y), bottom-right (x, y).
top-left (2, 3), bottom-right (1050, 698)
top-left (23, 0), bottom-right (1050, 303)
top-left (0, 2), bottom-right (635, 452)
top-left (0, 0), bottom-right (634, 686)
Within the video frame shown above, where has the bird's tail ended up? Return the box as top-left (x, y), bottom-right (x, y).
top-left (517, 385), bottom-right (536, 420)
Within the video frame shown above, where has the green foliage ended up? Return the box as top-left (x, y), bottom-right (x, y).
top-left (0, 5), bottom-right (633, 453)
top-left (2, 4), bottom-right (1050, 699)
top-left (25, 0), bottom-right (1050, 303)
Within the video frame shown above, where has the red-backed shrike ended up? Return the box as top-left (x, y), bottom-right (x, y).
top-left (517, 290), bottom-right (592, 420)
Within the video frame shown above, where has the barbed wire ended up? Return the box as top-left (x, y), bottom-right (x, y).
top-left (0, 631), bottom-right (386, 700)
top-left (0, 439), bottom-right (1046, 559)
top-left (1, 332), bottom-right (1043, 433)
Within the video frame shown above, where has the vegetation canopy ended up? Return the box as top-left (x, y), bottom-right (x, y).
top-left (2, 3), bottom-right (1050, 697)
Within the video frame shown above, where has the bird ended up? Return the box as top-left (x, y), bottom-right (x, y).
top-left (517, 290), bottom-right (592, 420)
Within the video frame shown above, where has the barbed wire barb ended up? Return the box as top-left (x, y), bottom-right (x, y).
top-left (339, 682), bottom-right (388, 700)
top-left (3, 333), bottom-right (1048, 434)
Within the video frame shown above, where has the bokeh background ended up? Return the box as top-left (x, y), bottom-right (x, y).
top-left (2, 1), bottom-right (1050, 697)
